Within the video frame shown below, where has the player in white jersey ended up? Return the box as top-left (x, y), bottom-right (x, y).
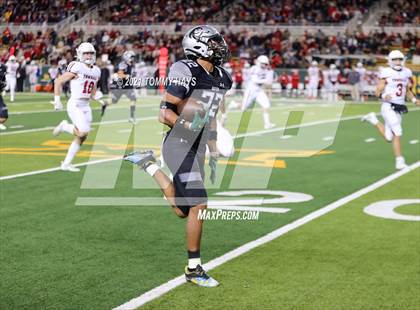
top-left (326, 64), bottom-right (340, 102)
top-left (362, 50), bottom-right (419, 170)
top-left (241, 62), bottom-right (251, 87)
top-left (4, 55), bottom-right (19, 102)
top-left (26, 60), bottom-right (40, 92)
top-left (355, 62), bottom-right (367, 102)
top-left (134, 61), bottom-right (149, 96)
top-left (52, 42), bottom-right (101, 172)
top-left (242, 55), bottom-right (275, 129)
top-left (307, 61), bottom-right (320, 99)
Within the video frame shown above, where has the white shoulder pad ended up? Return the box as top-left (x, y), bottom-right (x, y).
top-left (168, 61), bottom-right (192, 79)
top-left (378, 67), bottom-right (392, 79)
top-left (67, 61), bottom-right (81, 74)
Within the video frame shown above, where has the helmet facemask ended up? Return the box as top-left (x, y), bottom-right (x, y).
top-left (389, 57), bottom-right (404, 71)
top-left (81, 52), bottom-right (95, 65)
top-left (183, 26), bottom-right (230, 66)
top-left (206, 35), bottom-right (230, 66)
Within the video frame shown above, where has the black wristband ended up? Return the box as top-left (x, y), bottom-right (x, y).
top-left (209, 130), bottom-right (217, 140)
top-left (160, 101), bottom-right (177, 112)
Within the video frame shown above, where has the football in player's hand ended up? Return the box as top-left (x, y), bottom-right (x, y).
top-left (179, 99), bottom-right (206, 121)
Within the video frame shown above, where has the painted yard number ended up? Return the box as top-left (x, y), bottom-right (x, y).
top-left (364, 199), bottom-right (420, 221)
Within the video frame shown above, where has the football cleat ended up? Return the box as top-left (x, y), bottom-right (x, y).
top-left (53, 120), bottom-right (68, 136)
top-left (0, 123), bottom-right (7, 130)
top-left (129, 117), bottom-right (138, 125)
top-left (264, 123), bottom-right (276, 130)
top-left (60, 162), bottom-right (80, 172)
top-left (361, 112), bottom-right (379, 126)
top-left (395, 157), bottom-right (408, 170)
top-left (100, 102), bottom-right (108, 117)
top-left (123, 150), bottom-right (156, 169)
top-left (185, 265), bottom-right (219, 287)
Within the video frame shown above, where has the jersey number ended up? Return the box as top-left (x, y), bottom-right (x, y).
top-left (201, 90), bottom-right (224, 117)
top-left (395, 83), bottom-right (403, 96)
top-left (83, 81), bottom-right (95, 94)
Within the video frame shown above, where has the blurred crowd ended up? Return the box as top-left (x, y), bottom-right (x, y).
top-left (1, 0), bottom-right (418, 25)
top-left (218, 0), bottom-right (375, 24)
top-left (1, 26), bottom-right (419, 70)
top-left (100, 0), bottom-right (227, 24)
top-left (0, 0), bottom-right (100, 24)
top-left (378, 0), bottom-right (420, 26)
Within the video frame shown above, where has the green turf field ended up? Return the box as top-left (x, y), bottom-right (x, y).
top-left (0, 92), bottom-right (419, 309)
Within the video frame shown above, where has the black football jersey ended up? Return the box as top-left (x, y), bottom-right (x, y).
top-left (0, 64), bottom-right (6, 92)
top-left (165, 59), bottom-right (233, 147)
top-left (111, 61), bottom-right (134, 89)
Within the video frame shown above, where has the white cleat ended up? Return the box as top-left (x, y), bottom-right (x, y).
top-left (60, 162), bottom-right (80, 172)
top-left (395, 157), bottom-right (408, 170)
top-left (361, 112), bottom-right (379, 125)
top-left (53, 120), bottom-right (68, 136)
top-left (264, 123), bottom-right (276, 130)
top-left (129, 117), bottom-right (138, 124)
top-left (0, 123), bottom-right (7, 130)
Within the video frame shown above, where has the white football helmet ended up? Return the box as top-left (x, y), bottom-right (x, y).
top-left (182, 25), bottom-right (229, 66)
top-left (76, 42), bottom-right (96, 65)
top-left (58, 59), bottom-right (67, 67)
top-left (256, 55), bottom-right (269, 67)
top-left (123, 51), bottom-right (135, 64)
top-left (388, 50), bottom-right (405, 71)
top-left (329, 64), bottom-right (336, 70)
top-left (357, 62), bottom-right (363, 68)
top-left (8, 55), bottom-right (16, 62)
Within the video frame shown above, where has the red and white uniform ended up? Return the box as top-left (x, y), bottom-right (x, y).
top-left (242, 65), bottom-right (271, 110)
top-left (307, 66), bottom-right (319, 90)
top-left (379, 66), bottom-right (412, 138)
top-left (66, 61), bottom-right (101, 132)
top-left (5, 61), bottom-right (19, 91)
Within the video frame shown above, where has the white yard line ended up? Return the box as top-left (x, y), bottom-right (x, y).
top-left (2, 108), bottom-right (419, 180)
top-left (0, 113), bottom-right (357, 180)
top-left (1, 103), bottom-right (351, 135)
top-left (0, 116), bottom-right (157, 136)
top-left (0, 157), bottom-right (120, 181)
top-left (113, 161), bottom-right (420, 310)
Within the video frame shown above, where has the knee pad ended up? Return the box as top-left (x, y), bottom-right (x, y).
top-left (384, 126), bottom-right (393, 142)
top-left (391, 124), bottom-right (402, 137)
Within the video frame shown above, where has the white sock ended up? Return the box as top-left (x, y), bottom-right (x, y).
top-left (263, 112), bottom-right (270, 126)
top-left (145, 163), bottom-right (160, 176)
top-left (63, 141), bottom-right (80, 165)
top-left (62, 122), bottom-right (75, 134)
top-left (369, 114), bottom-right (379, 125)
top-left (396, 156), bottom-right (404, 162)
top-left (188, 258), bottom-right (201, 269)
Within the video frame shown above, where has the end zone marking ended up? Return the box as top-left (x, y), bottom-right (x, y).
top-left (113, 161), bottom-right (420, 310)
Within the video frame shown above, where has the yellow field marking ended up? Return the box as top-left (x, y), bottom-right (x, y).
top-left (1, 140), bottom-right (335, 168)
top-left (217, 158), bottom-right (286, 169)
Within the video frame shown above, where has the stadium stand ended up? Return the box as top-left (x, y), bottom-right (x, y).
top-left (0, 0), bottom-right (101, 24)
top-left (378, 0), bottom-right (420, 25)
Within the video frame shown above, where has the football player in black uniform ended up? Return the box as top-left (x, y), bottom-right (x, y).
top-left (57, 59), bottom-right (70, 98)
top-left (0, 62), bottom-right (8, 130)
top-left (124, 25), bottom-right (232, 287)
top-left (103, 51), bottom-right (137, 123)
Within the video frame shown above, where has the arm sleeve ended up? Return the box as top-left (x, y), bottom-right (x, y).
top-left (166, 61), bottom-right (193, 99)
